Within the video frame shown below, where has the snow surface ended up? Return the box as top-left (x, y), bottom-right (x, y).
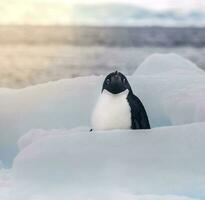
top-left (0, 53), bottom-right (205, 199)
top-left (1, 53), bottom-right (205, 166)
top-left (11, 123), bottom-right (205, 200)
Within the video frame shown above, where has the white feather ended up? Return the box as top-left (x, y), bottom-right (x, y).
top-left (91, 89), bottom-right (131, 131)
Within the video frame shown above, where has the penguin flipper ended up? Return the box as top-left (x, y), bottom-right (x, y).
top-left (133, 119), bottom-right (140, 129)
top-left (127, 94), bottom-right (150, 129)
top-left (139, 109), bottom-right (151, 129)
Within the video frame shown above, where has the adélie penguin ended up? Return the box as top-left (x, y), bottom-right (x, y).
top-left (91, 71), bottom-right (150, 131)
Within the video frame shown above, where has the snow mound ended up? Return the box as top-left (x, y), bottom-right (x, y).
top-left (135, 53), bottom-right (204, 75)
top-left (0, 76), bottom-right (101, 166)
top-left (132, 54), bottom-right (205, 126)
top-left (12, 123), bottom-right (205, 199)
top-left (1, 53), bottom-right (205, 167)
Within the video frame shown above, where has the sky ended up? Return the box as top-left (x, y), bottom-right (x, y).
top-left (22, 0), bottom-right (205, 11)
top-left (0, 0), bottom-right (205, 25)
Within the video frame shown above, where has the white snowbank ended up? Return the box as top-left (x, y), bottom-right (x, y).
top-left (11, 123), bottom-right (205, 200)
top-left (0, 76), bottom-right (101, 166)
top-left (0, 53), bottom-right (204, 199)
top-left (1, 53), bottom-right (205, 166)
top-left (135, 53), bottom-right (204, 75)
top-left (133, 53), bottom-right (205, 126)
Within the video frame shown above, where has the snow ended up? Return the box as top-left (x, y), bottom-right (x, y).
top-left (0, 76), bottom-right (101, 166)
top-left (135, 53), bottom-right (204, 75)
top-left (10, 123), bottom-right (205, 199)
top-left (1, 53), bottom-right (205, 167)
top-left (0, 53), bottom-right (205, 199)
top-left (133, 53), bottom-right (205, 126)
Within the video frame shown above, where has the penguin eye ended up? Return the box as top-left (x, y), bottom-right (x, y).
top-left (106, 79), bottom-right (110, 85)
top-left (122, 78), bottom-right (126, 83)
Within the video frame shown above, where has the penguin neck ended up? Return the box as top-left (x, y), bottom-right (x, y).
top-left (102, 89), bottom-right (129, 97)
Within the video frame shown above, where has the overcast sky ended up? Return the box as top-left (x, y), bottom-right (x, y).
top-left (24, 0), bottom-right (205, 11)
top-left (1, 0), bottom-right (205, 25)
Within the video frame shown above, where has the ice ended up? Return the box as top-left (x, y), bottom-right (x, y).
top-left (133, 53), bottom-right (205, 126)
top-left (1, 53), bottom-right (205, 166)
top-left (0, 76), bottom-right (101, 166)
top-left (135, 53), bottom-right (204, 75)
top-left (11, 123), bottom-right (205, 199)
top-left (0, 53), bottom-right (205, 199)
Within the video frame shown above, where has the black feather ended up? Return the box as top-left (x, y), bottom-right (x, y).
top-left (127, 92), bottom-right (150, 129)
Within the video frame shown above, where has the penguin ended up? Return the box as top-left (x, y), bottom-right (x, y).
top-left (91, 71), bottom-right (150, 131)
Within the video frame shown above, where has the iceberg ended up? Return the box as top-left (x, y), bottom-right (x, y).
top-left (12, 123), bottom-right (205, 200)
top-left (133, 54), bottom-right (205, 126)
top-left (1, 53), bottom-right (205, 165)
top-left (0, 53), bottom-right (205, 199)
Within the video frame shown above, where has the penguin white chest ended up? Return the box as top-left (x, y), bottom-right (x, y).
top-left (91, 89), bottom-right (131, 130)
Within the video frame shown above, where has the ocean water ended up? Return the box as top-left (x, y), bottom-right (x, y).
top-left (0, 26), bottom-right (205, 88)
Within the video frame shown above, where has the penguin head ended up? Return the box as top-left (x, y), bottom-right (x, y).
top-left (102, 71), bottom-right (132, 94)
